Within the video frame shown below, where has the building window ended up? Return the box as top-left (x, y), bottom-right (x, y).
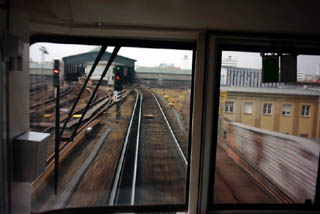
top-left (225, 101), bottom-right (234, 113)
top-left (243, 102), bottom-right (253, 114)
top-left (301, 105), bottom-right (311, 117)
top-left (263, 103), bottom-right (272, 115)
top-left (223, 131), bottom-right (227, 139)
top-left (282, 104), bottom-right (291, 116)
top-left (300, 134), bottom-right (308, 138)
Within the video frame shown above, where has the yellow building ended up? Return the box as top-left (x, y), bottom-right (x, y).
top-left (221, 86), bottom-right (320, 139)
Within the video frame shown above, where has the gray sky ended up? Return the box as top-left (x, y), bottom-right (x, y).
top-left (223, 51), bottom-right (320, 75)
top-left (30, 43), bottom-right (193, 69)
top-left (30, 43), bottom-right (320, 74)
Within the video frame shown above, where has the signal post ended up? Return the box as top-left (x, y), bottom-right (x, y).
top-left (114, 65), bottom-right (124, 120)
top-left (53, 60), bottom-right (60, 194)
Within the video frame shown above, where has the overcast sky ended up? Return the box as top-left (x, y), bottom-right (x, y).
top-left (30, 43), bottom-right (193, 70)
top-left (223, 51), bottom-right (320, 75)
top-left (30, 43), bottom-right (320, 74)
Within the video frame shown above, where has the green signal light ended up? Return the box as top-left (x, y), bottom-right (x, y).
top-left (116, 66), bottom-right (120, 71)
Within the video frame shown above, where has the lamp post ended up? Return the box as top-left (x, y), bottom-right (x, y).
top-left (39, 46), bottom-right (49, 92)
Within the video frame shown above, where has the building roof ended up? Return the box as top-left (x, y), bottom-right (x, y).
top-left (62, 50), bottom-right (136, 66)
top-left (221, 86), bottom-right (320, 96)
top-left (135, 66), bottom-right (191, 75)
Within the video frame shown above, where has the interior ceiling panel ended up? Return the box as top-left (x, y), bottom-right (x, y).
top-left (11, 0), bottom-right (73, 21)
top-left (12, 0), bottom-right (320, 36)
top-left (11, 0), bottom-right (55, 20)
top-left (39, 0), bottom-right (73, 21)
top-left (67, 0), bottom-right (320, 35)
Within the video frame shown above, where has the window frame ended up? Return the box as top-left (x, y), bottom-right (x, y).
top-left (29, 35), bottom-right (196, 213)
top-left (282, 104), bottom-right (292, 116)
top-left (224, 101), bottom-right (234, 113)
top-left (263, 103), bottom-right (272, 115)
top-left (202, 33), bottom-right (320, 213)
top-left (243, 102), bottom-right (253, 114)
top-left (301, 105), bottom-right (311, 117)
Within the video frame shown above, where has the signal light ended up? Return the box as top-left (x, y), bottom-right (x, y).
top-left (114, 65), bottom-right (123, 91)
top-left (53, 59), bottom-right (60, 87)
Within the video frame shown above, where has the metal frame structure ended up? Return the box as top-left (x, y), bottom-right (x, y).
top-left (55, 45), bottom-right (121, 195)
top-left (59, 45), bottom-right (107, 141)
top-left (70, 46), bottom-right (120, 140)
top-left (29, 35), bottom-right (195, 213)
top-left (201, 33), bottom-right (320, 212)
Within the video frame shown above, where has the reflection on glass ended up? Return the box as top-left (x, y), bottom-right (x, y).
top-left (29, 44), bottom-right (192, 212)
top-left (214, 51), bottom-right (320, 204)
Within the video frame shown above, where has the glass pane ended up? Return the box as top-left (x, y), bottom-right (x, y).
top-left (244, 102), bottom-right (252, 114)
top-left (214, 51), bottom-right (320, 204)
top-left (298, 55), bottom-right (320, 83)
top-left (29, 43), bottom-right (193, 212)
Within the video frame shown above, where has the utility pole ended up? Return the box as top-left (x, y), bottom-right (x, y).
top-left (39, 46), bottom-right (49, 93)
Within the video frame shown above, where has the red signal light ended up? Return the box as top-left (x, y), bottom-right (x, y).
top-left (116, 76), bottom-right (120, 80)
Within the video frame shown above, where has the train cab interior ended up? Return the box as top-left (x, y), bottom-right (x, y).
top-left (1, 0), bottom-right (320, 214)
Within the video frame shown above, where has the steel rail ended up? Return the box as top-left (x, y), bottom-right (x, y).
top-left (71, 46), bottom-right (120, 140)
top-left (130, 91), bottom-right (143, 205)
top-left (152, 93), bottom-right (188, 166)
top-left (60, 45), bottom-right (107, 140)
top-left (108, 91), bottom-right (139, 205)
top-left (30, 86), bottom-right (72, 108)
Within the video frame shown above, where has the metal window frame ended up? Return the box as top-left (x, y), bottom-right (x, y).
top-left (29, 35), bottom-right (196, 213)
top-left (199, 32), bottom-right (320, 214)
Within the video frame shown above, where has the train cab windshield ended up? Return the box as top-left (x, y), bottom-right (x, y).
top-left (28, 42), bottom-right (194, 212)
top-left (207, 41), bottom-right (320, 210)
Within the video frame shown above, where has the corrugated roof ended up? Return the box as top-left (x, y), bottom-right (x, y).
top-left (136, 66), bottom-right (191, 75)
top-left (221, 86), bottom-right (320, 96)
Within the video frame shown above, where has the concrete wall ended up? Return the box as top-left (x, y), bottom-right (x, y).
top-left (260, 101), bottom-right (276, 131)
top-left (241, 100), bottom-right (256, 127)
top-left (135, 72), bottom-right (191, 81)
top-left (279, 101), bottom-right (295, 135)
top-left (298, 102), bottom-right (316, 138)
top-left (136, 79), bottom-right (191, 89)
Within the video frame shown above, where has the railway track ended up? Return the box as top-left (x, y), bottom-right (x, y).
top-left (31, 92), bottom-right (115, 197)
top-left (108, 88), bottom-right (188, 205)
top-left (31, 89), bottom-right (135, 212)
top-left (32, 87), bottom-right (188, 211)
top-left (30, 85), bottom-right (73, 109)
